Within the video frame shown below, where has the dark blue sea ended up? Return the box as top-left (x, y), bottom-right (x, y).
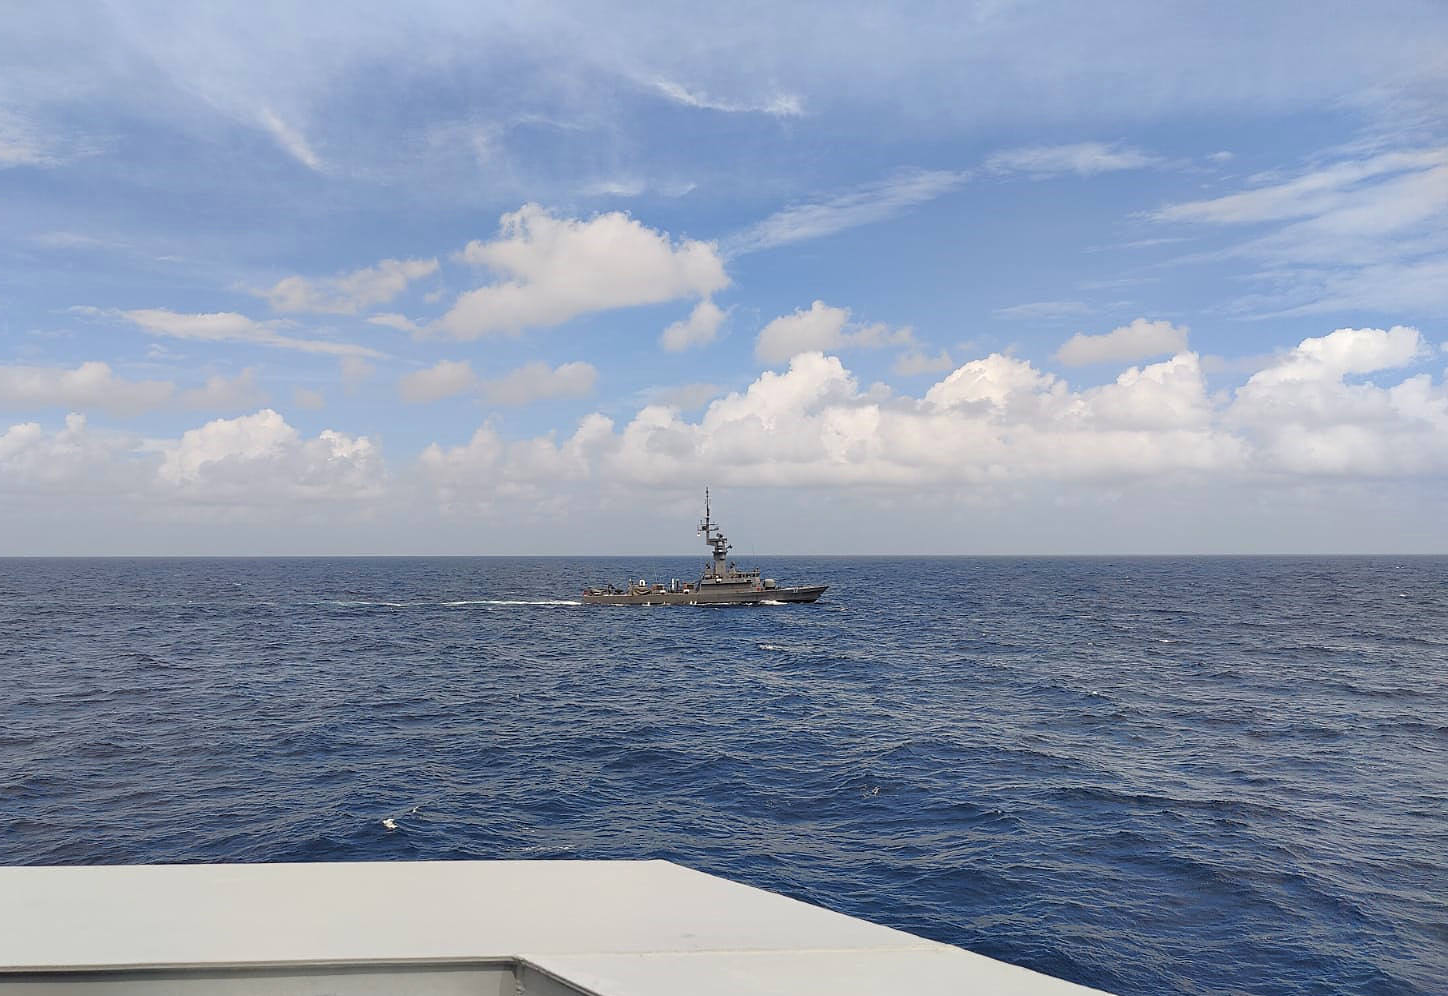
top-left (2, 557), bottom-right (1445, 994)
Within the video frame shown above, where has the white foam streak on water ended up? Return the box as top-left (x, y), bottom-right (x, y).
top-left (6, 555), bottom-right (1445, 996)
top-left (331, 600), bottom-right (414, 608)
top-left (331, 599), bottom-right (581, 608)
top-left (442, 599), bottom-right (582, 607)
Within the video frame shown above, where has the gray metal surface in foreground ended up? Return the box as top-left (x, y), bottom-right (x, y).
top-left (0, 859), bottom-right (1110, 995)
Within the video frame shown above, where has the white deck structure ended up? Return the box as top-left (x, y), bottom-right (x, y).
top-left (0, 860), bottom-right (1110, 994)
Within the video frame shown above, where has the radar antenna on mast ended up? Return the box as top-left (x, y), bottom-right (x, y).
top-left (699, 487), bottom-right (732, 578)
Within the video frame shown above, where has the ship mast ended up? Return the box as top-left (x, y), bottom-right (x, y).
top-left (699, 487), bottom-right (731, 579)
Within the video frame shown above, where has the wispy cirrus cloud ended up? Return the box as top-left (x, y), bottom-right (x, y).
top-left (367, 313), bottom-right (424, 334)
top-left (30, 231), bottom-right (131, 251)
top-left (648, 78), bottom-right (803, 117)
top-left (397, 359), bottom-right (599, 406)
top-left (1153, 145), bottom-right (1448, 316)
top-left (117, 309), bottom-right (383, 358)
top-left (0, 107), bottom-right (96, 168)
top-left (986, 142), bottom-right (1163, 178)
top-left (1083, 236), bottom-right (1188, 254)
top-left (724, 168), bottom-right (969, 256)
top-left (255, 258), bottom-right (439, 315)
top-left (1153, 148), bottom-right (1448, 225)
top-left (258, 108), bottom-right (323, 171)
top-left (1270, 258), bottom-right (1448, 318)
top-left (994, 300), bottom-right (1092, 321)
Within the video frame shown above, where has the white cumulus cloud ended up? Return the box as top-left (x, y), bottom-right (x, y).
top-left (592, 351), bottom-right (1242, 490)
top-left (660, 299), bottom-right (726, 352)
top-left (177, 368), bottom-right (267, 410)
top-left (340, 356), bottom-right (375, 386)
top-left (645, 382), bottom-right (722, 411)
top-left (436, 204), bottom-right (728, 339)
top-left (925, 353), bottom-right (1060, 411)
top-left (482, 361), bottom-right (598, 406)
top-left (0, 362), bottom-right (269, 417)
top-left (1229, 327), bottom-right (1445, 476)
top-left (755, 300), bottom-right (913, 365)
top-left (157, 409), bottom-right (383, 502)
top-left (419, 326), bottom-right (1444, 502)
top-left (293, 387), bottom-right (325, 410)
top-left (1055, 318), bottom-right (1190, 366)
top-left (398, 360), bottom-right (478, 404)
top-left (5, 330), bottom-right (1444, 541)
top-left (417, 413), bottom-right (616, 511)
top-left (0, 414), bottom-right (147, 495)
top-left (1, 409), bottom-right (386, 513)
top-left (1244, 325), bottom-right (1427, 385)
top-left (893, 349), bottom-right (956, 376)
top-left (0, 362), bottom-right (172, 416)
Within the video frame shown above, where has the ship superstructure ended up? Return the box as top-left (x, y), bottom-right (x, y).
top-left (582, 490), bottom-right (827, 605)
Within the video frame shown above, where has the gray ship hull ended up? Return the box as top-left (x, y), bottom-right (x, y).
top-left (582, 584), bottom-right (828, 606)
top-left (583, 490), bottom-right (827, 606)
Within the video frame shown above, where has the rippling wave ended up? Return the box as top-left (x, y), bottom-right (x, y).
top-left (1, 556), bottom-right (1444, 995)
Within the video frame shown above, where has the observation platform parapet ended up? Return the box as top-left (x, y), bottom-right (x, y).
top-left (0, 859), bottom-right (1110, 994)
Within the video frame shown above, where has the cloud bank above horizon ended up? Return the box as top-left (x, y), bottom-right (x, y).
top-left (2, 1), bottom-right (1447, 552)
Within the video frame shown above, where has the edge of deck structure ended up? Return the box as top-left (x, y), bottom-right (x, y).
top-left (0, 859), bottom-right (1110, 995)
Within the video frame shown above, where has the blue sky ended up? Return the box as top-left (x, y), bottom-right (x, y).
top-left (3, 0), bottom-right (1448, 554)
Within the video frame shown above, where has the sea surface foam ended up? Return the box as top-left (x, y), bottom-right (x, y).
top-left (2, 555), bottom-right (1444, 995)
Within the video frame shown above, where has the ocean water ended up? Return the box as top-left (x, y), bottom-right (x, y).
top-left (2, 556), bottom-right (1445, 994)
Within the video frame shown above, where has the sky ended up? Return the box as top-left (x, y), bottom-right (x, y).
top-left (3, 0), bottom-right (1448, 555)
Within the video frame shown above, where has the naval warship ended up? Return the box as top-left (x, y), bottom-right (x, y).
top-left (582, 491), bottom-right (828, 605)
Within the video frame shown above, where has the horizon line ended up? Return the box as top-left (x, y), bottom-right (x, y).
top-left (1, 552), bottom-right (1444, 559)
